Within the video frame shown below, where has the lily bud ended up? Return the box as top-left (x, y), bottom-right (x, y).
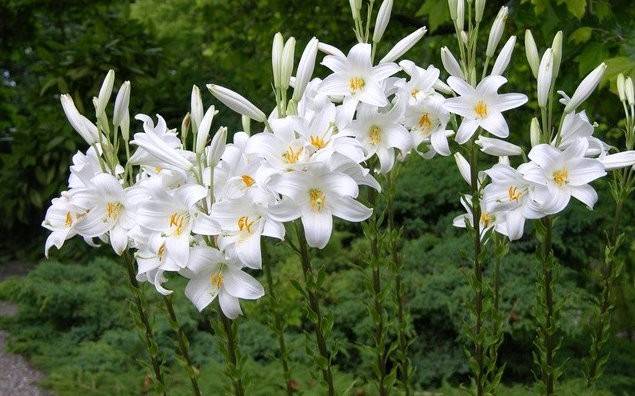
top-left (456, 0), bottom-right (464, 32)
top-left (242, 115), bottom-right (251, 135)
top-left (349, 0), bottom-right (362, 20)
top-left (476, 135), bottom-right (523, 156)
top-left (60, 94), bottom-right (100, 145)
top-left (433, 80), bottom-right (453, 95)
top-left (453, 152), bottom-right (472, 186)
top-left (537, 49), bottom-right (553, 108)
top-left (191, 85), bottom-right (204, 133)
top-left (564, 62), bottom-right (607, 113)
top-left (113, 81), bottom-right (130, 129)
top-left (490, 36), bottom-right (516, 76)
top-left (486, 7), bottom-right (508, 58)
top-left (281, 37), bottom-right (296, 90)
top-left (448, 0), bottom-right (458, 21)
top-left (207, 126), bottom-right (227, 167)
top-left (318, 42), bottom-right (346, 59)
top-left (441, 47), bottom-right (464, 79)
top-left (207, 84), bottom-right (267, 123)
top-left (120, 111), bottom-right (130, 142)
top-left (530, 117), bottom-right (541, 146)
top-left (196, 105), bottom-right (217, 154)
top-left (181, 113), bottom-right (191, 144)
top-left (524, 30), bottom-right (539, 78)
top-left (293, 37), bottom-right (319, 101)
top-left (96, 69), bottom-right (115, 116)
top-left (626, 77), bottom-right (634, 107)
top-left (475, 0), bottom-right (486, 23)
top-left (272, 33), bottom-right (284, 90)
top-left (551, 31), bottom-right (563, 81)
top-left (461, 31), bottom-right (468, 45)
top-left (617, 73), bottom-right (626, 102)
top-left (599, 151), bottom-right (635, 170)
top-left (379, 27), bottom-right (427, 64)
top-left (373, 0), bottom-right (393, 43)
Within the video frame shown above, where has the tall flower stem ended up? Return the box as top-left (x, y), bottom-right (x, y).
top-left (295, 223), bottom-right (335, 396)
top-left (586, 168), bottom-right (633, 386)
top-left (535, 216), bottom-right (557, 395)
top-left (161, 295), bottom-right (201, 396)
top-left (217, 310), bottom-right (246, 396)
top-left (386, 170), bottom-right (411, 395)
top-left (366, 185), bottom-right (389, 396)
top-left (468, 139), bottom-right (485, 396)
top-left (263, 243), bottom-right (294, 395)
top-left (123, 252), bottom-right (166, 395)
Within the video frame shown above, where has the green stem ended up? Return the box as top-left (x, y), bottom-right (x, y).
top-left (295, 224), bottom-right (335, 396)
top-left (539, 216), bottom-right (555, 396)
top-left (263, 245), bottom-right (294, 395)
top-left (162, 295), bottom-right (201, 396)
top-left (123, 252), bottom-right (166, 396)
top-left (386, 172), bottom-right (411, 395)
top-left (219, 311), bottom-right (245, 396)
top-left (469, 140), bottom-right (485, 396)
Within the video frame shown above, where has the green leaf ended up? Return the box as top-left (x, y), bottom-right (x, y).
top-left (559, 0), bottom-right (586, 18)
top-left (416, 0), bottom-right (450, 32)
top-left (569, 27), bottom-right (592, 45)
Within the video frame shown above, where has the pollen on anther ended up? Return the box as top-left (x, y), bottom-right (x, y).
top-left (474, 100), bottom-right (488, 119)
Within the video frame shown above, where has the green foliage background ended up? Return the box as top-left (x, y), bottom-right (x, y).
top-left (1, 0), bottom-right (635, 394)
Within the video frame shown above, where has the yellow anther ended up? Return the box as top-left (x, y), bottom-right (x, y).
top-left (309, 188), bottom-right (326, 212)
top-left (418, 113), bottom-right (432, 135)
top-left (474, 100), bottom-right (488, 119)
top-left (552, 168), bottom-right (568, 187)
top-left (169, 213), bottom-right (187, 236)
top-left (282, 146), bottom-right (303, 164)
top-left (210, 272), bottom-right (224, 289)
top-left (106, 202), bottom-right (123, 221)
top-left (507, 186), bottom-right (523, 202)
top-left (241, 175), bottom-right (255, 187)
top-left (369, 125), bottom-right (382, 145)
top-left (310, 135), bottom-right (328, 149)
top-left (64, 211), bottom-right (73, 228)
top-left (237, 216), bottom-right (255, 233)
top-left (480, 212), bottom-right (495, 227)
top-left (348, 77), bottom-right (366, 93)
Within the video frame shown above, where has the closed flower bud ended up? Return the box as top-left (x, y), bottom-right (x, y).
top-left (349, 0), bottom-right (362, 19)
top-left (486, 7), bottom-right (508, 58)
top-left (242, 115), bottom-right (251, 135)
top-left (434, 80), bottom-right (453, 94)
top-left (448, 0), bottom-right (458, 21)
top-left (537, 49), bottom-right (553, 108)
top-left (373, 0), bottom-right (393, 43)
top-left (113, 81), bottom-right (130, 129)
top-left (617, 73), bottom-right (626, 102)
top-left (207, 126), bottom-right (227, 167)
top-left (599, 151), bottom-right (635, 170)
top-left (453, 152), bottom-right (472, 186)
top-left (292, 37), bottom-right (318, 101)
top-left (530, 117), bottom-right (541, 146)
top-left (207, 84), bottom-right (267, 123)
top-left (379, 27), bottom-right (427, 64)
top-left (456, 0), bottom-right (465, 32)
top-left (626, 77), bottom-right (634, 106)
top-left (490, 36), bottom-right (516, 76)
top-left (120, 111), bottom-right (130, 142)
top-left (551, 31), bottom-right (563, 81)
top-left (280, 37), bottom-right (296, 90)
top-left (272, 33), bottom-right (284, 89)
top-left (60, 94), bottom-right (100, 145)
top-left (476, 135), bottom-right (523, 156)
top-left (96, 69), bottom-right (115, 116)
top-left (318, 42), bottom-right (346, 58)
top-left (191, 85), bottom-right (204, 133)
top-left (441, 47), bottom-right (464, 79)
top-left (475, 0), bottom-right (486, 23)
top-left (564, 62), bottom-right (607, 113)
top-left (196, 105), bottom-right (217, 154)
top-left (181, 113), bottom-right (191, 144)
top-left (524, 30), bottom-right (539, 78)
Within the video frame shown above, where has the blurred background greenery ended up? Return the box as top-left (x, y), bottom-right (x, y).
top-left (1, 0), bottom-right (635, 394)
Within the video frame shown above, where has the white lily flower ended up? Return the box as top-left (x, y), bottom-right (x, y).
top-left (211, 195), bottom-right (284, 269)
top-left (398, 61), bottom-right (440, 103)
top-left (320, 43), bottom-right (400, 120)
top-left (490, 36), bottom-right (516, 76)
top-left (132, 231), bottom-right (181, 295)
top-left (556, 111), bottom-right (608, 157)
top-left (563, 63), bottom-right (607, 113)
top-left (380, 27), bottom-right (427, 64)
top-left (521, 139), bottom-right (606, 214)
top-left (60, 94), bottom-right (100, 145)
top-left (130, 114), bottom-right (194, 172)
top-left (268, 165), bottom-right (372, 248)
top-left (453, 194), bottom-right (507, 239)
top-left (445, 75), bottom-right (528, 143)
top-left (183, 246), bottom-right (264, 318)
top-left (345, 103), bottom-right (413, 173)
top-left (135, 183), bottom-right (219, 267)
top-left (404, 94), bottom-right (450, 156)
top-left (42, 192), bottom-right (87, 256)
top-left (246, 117), bottom-right (311, 171)
top-left (599, 151), bottom-right (635, 170)
top-left (207, 84), bottom-right (267, 123)
top-left (476, 135), bottom-right (523, 156)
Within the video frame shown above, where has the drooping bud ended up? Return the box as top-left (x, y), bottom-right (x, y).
top-left (564, 62), bottom-right (607, 113)
top-left (207, 84), bottom-right (267, 123)
top-left (96, 69), bottom-right (115, 116)
top-left (537, 49), bottom-right (553, 108)
top-left (60, 94), bottom-right (100, 145)
top-left (530, 117), bottom-right (541, 146)
top-left (272, 33), bottom-right (284, 90)
top-left (373, 0), bottom-right (393, 43)
top-left (524, 30), bottom-right (539, 78)
top-left (476, 135), bottom-right (523, 156)
top-left (490, 36), bottom-right (516, 76)
top-left (486, 7), bottom-right (508, 57)
top-left (379, 27), bottom-right (427, 64)
top-left (281, 37), bottom-right (296, 90)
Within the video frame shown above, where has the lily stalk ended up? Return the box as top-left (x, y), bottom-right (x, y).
top-left (293, 222), bottom-right (335, 395)
top-left (215, 307), bottom-right (246, 396)
top-left (385, 168), bottom-right (412, 395)
top-left (586, 76), bottom-right (635, 386)
top-left (123, 251), bottom-right (166, 395)
top-left (263, 243), bottom-right (294, 395)
top-left (162, 295), bottom-right (201, 396)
